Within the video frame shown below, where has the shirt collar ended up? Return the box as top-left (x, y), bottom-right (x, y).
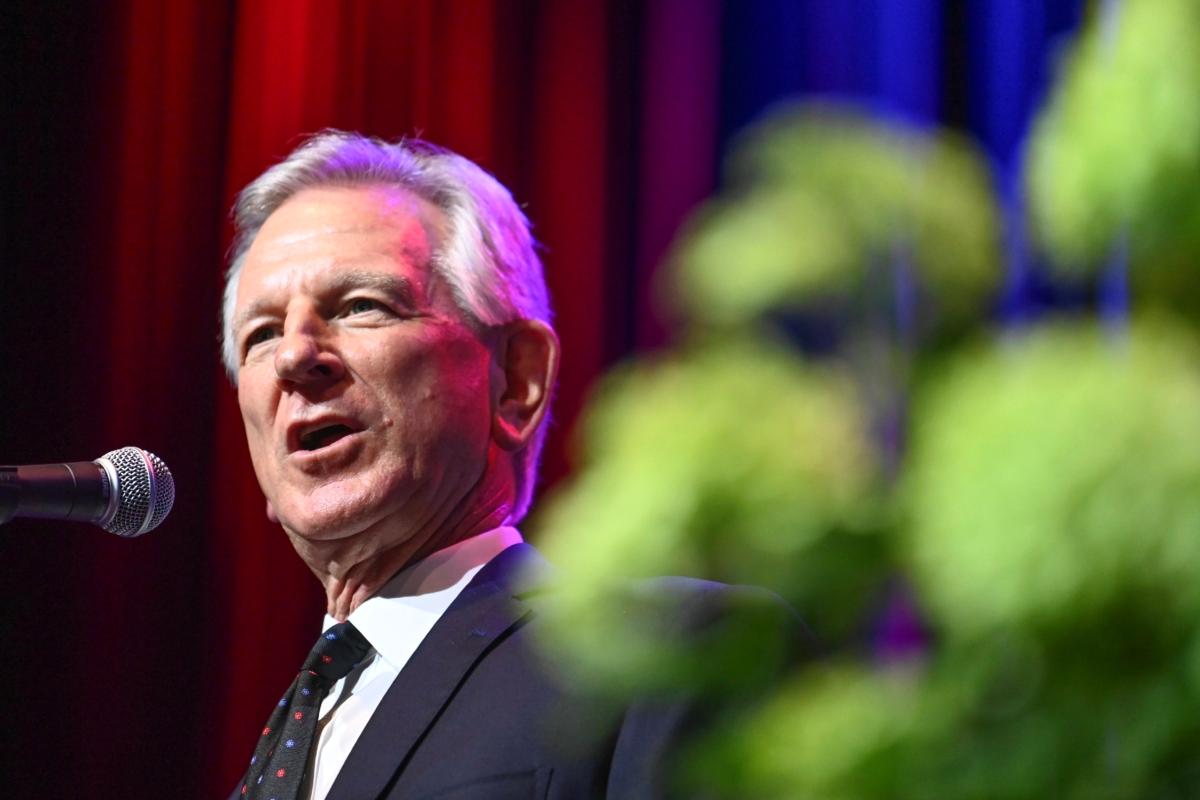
top-left (322, 526), bottom-right (524, 669)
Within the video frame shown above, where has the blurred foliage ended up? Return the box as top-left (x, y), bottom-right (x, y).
top-left (670, 106), bottom-right (1000, 339)
top-left (532, 5), bottom-right (1200, 795)
top-left (905, 318), bottom-right (1200, 643)
top-left (1027, 0), bottom-right (1200, 312)
top-left (686, 634), bottom-right (1200, 798)
top-left (535, 337), bottom-right (888, 695)
top-left (669, 320), bottom-right (1200, 799)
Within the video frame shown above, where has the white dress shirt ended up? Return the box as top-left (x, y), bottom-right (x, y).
top-left (304, 526), bottom-right (524, 800)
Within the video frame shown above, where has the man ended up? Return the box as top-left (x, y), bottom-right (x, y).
top-left (223, 131), bottom-right (798, 800)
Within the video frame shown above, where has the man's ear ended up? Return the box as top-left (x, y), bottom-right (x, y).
top-left (491, 319), bottom-right (560, 451)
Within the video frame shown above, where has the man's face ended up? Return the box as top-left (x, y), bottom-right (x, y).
top-left (232, 185), bottom-right (498, 552)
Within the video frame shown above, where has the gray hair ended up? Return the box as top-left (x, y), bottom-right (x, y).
top-left (221, 130), bottom-right (553, 521)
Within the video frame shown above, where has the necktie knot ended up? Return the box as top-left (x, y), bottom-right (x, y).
top-left (302, 620), bottom-right (372, 681)
top-left (238, 620), bottom-right (372, 799)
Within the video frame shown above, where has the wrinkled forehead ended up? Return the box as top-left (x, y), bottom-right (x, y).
top-left (249, 184), bottom-right (444, 268)
top-left (235, 185), bottom-right (450, 308)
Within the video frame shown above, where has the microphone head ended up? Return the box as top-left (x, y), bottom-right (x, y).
top-left (96, 447), bottom-right (175, 537)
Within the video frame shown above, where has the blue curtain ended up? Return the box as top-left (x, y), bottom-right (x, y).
top-left (716, 0), bottom-right (1088, 321)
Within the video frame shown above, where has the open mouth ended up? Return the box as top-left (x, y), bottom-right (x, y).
top-left (298, 424), bottom-right (356, 452)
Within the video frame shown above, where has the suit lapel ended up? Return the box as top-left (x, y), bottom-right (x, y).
top-left (324, 543), bottom-right (546, 800)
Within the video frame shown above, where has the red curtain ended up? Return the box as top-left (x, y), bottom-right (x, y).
top-left (2, 1), bottom-right (719, 795)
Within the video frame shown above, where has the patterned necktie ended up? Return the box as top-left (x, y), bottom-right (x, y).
top-left (239, 620), bottom-right (372, 800)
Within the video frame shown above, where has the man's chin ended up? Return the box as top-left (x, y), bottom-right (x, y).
top-left (273, 497), bottom-right (381, 545)
top-left (270, 481), bottom-right (388, 538)
top-left (278, 511), bottom-right (372, 544)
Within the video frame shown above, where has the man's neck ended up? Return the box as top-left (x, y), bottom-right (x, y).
top-left (318, 512), bottom-right (510, 621)
top-left (289, 461), bottom-right (517, 621)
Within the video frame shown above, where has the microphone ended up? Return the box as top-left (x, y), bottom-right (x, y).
top-left (0, 447), bottom-right (175, 536)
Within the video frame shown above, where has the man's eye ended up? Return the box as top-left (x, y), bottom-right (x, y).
top-left (245, 326), bottom-right (278, 350)
top-left (346, 298), bottom-right (385, 315)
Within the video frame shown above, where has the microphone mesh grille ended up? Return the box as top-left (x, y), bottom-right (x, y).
top-left (101, 447), bottom-right (176, 536)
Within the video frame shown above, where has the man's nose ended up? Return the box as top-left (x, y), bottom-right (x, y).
top-left (274, 315), bottom-right (345, 386)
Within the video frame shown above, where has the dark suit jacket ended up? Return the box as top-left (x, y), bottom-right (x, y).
top-left (235, 543), bottom-right (804, 800)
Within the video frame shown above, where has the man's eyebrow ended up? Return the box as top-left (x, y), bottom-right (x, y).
top-left (231, 270), bottom-right (419, 340)
top-left (324, 270), bottom-right (419, 306)
top-left (232, 299), bottom-right (274, 342)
